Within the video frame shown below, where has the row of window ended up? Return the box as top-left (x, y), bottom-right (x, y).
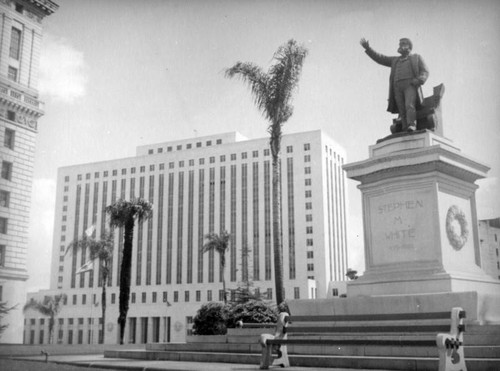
top-left (28, 287), bottom-right (308, 320)
top-left (27, 315), bottom-right (162, 345)
top-left (27, 317), bottom-right (102, 326)
top-left (304, 152), bottom-right (314, 271)
top-left (61, 288), bottom-right (278, 307)
top-left (1, 126), bottom-right (17, 266)
top-left (2, 129), bottom-right (16, 230)
top-left (66, 149), bottom-right (313, 182)
top-left (147, 138), bottom-right (224, 154)
top-left (146, 141), bottom-right (313, 156)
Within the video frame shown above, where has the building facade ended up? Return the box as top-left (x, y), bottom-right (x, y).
top-left (24, 130), bottom-right (348, 344)
top-left (478, 218), bottom-right (500, 280)
top-left (0, 0), bottom-right (57, 343)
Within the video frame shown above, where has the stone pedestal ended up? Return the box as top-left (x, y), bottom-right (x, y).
top-left (289, 291), bottom-right (500, 324)
top-left (341, 131), bottom-right (500, 319)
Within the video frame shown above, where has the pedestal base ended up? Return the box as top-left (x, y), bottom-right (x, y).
top-left (289, 291), bottom-right (500, 324)
top-left (347, 265), bottom-right (500, 298)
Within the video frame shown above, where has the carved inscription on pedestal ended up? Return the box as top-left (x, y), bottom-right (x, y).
top-left (369, 190), bottom-right (434, 265)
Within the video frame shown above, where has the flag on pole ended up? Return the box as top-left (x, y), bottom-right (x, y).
top-left (64, 244), bottom-right (72, 257)
top-left (76, 260), bottom-right (94, 275)
top-left (85, 225), bottom-right (96, 238)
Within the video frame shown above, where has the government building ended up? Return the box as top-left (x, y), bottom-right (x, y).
top-left (0, 0), bottom-right (58, 343)
top-left (24, 130), bottom-right (349, 344)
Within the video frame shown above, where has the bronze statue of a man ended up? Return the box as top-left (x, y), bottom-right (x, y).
top-left (360, 37), bottom-right (429, 132)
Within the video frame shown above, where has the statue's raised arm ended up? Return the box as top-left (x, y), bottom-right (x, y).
top-left (360, 38), bottom-right (369, 50)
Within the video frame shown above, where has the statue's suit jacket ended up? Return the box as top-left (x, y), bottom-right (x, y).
top-left (365, 47), bottom-right (429, 114)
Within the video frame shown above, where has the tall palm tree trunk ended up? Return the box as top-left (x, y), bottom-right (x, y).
top-left (49, 317), bottom-right (54, 344)
top-left (270, 129), bottom-right (285, 305)
top-left (221, 253), bottom-right (227, 304)
top-left (101, 270), bottom-right (107, 344)
top-left (118, 218), bottom-right (135, 344)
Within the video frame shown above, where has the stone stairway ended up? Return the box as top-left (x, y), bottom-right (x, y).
top-left (104, 325), bottom-right (500, 370)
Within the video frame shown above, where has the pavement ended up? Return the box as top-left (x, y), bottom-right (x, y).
top-left (11, 353), bottom-right (389, 371)
top-left (1, 344), bottom-right (389, 371)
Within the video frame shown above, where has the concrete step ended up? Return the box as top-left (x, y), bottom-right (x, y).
top-left (104, 349), bottom-right (500, 371)
top-left (466, 324), bottom-right (500, 346)
top-left (120, 343), bottom-right (500, 359)
top-left (145, 341), bottom-right (499, 359)
top-left (224, 324), bottom-right (500, 346)
top-left (105, 324), bottom-right (500, 370)
top-left (105, 349), bottom-right (260, 364)
top-left (147, 341), bottom-right (263, 353)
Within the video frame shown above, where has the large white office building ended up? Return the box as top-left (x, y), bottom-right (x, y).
top-left (0, 0), bottom-right (58, 343)
top-left (24, 130), bottom-right (348, 344)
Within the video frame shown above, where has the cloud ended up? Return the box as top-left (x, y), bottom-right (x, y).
top-left (39, 34), bottom-right (87, 103)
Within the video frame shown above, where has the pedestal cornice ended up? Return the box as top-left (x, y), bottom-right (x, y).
top-left (343, 131), bottom-right (490, 185)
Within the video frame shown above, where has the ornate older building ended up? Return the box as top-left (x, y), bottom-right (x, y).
top-left (0, 0), bottom-right (58, 343)
top-left (24, 130), bottom-right (349, 344)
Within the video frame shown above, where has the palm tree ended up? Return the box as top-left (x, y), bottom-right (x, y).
top-left (0, 302), bottom-right (17, 338)
top-left (66, 230), bottom-right (114, 343)
top-left (203, 231), bottom-right (230, 304)
top-left (105, 198), bottom-right (153, 344)
top-left (225, 39), bottom-right (308, 305)
top-left (23, 293), bottom-right (67, 344)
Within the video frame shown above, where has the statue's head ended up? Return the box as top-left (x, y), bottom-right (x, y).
top-left (398, 38), bottom-right (412, 56)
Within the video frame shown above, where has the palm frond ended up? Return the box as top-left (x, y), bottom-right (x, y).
top-left (23, 299), bottom-right (51, 317)
top-left (203, 231), bottom-right (230, 268)
top-left (88, 230), bottom-right (114, 261)
top-left (133, 198), bottom-right (154, 222)
top-left (267, 39), bottom-right (308, 125)
top-left (64, 235), bottom-right (87, 257)
top-left (106, 198), bottom-right (153, 228)
top-left (225, 62), bottom-right (270, 119)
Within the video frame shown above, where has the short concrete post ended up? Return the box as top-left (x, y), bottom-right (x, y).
top-left (41, 349), bottom-right (49, 362)
top-left (259, 312), bottom-right (290, 369)
top-left (436, 307), bottom-right (467, 371)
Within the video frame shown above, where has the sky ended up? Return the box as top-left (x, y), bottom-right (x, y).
top-left (27, 0), bottom-right (500, 292)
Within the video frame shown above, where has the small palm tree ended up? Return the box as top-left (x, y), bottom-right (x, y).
top-left (23, 294), bottom-right (67, 344)
top-left (225, 39), bottom-right (308, 305)
top-left (66, 230), bottom-right (114, 343)
top-left (105, 198), bottom-right (153, 344)
top-left (203, 231), bottom-right (230, 304)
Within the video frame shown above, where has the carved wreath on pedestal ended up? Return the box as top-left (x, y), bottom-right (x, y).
top-left (445, 205), bottom-right (469, 250)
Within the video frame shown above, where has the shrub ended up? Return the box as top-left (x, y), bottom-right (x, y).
top-left (226, 300), bottom-right (278, 328)
top-left (192, 302), bottom-right (229, 335)
top-left (192, 300), bottom-right (289, 335)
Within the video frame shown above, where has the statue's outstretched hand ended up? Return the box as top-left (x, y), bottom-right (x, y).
top-left (360, 38), bottom-right (370, 50)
